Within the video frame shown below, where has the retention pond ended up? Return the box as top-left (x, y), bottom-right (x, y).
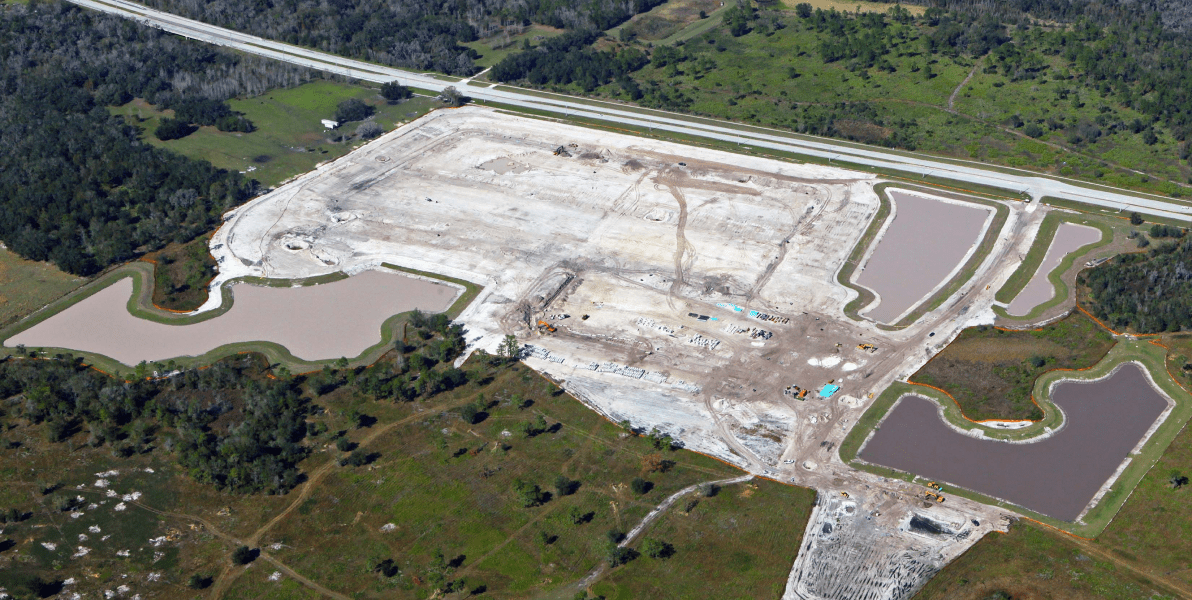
top-left (855, 191), bottom-right (991, 323)
top-left (1007, 223), bottom-right (1101, 315)
top-left (860, 363), bottom-right (1168, 521)
top-left (5, 269), bottom-right (458, 365)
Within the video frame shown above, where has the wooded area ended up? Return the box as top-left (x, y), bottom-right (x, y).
top-left (140, 0), bottom-right (668, 76)
top-left (1083, 239), bottom-right (1192, 333)
top-left (0, 312), bottom-right (471, 494)
top-left (0, 1), bottom-right (314, 275)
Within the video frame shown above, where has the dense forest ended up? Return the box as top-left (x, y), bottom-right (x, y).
top-left (899, 0), bottom-right (1192, 34)
top-left (141, 0), bottom-right (668, 76)
top-left (490, 31), bottom-right (648, 90)
top-left (1082, 239), bottom-right (1192, 333)
top-left (0, 1), bottom-right (316, 275)
top-left (0, 310), bottom-right (471, 494)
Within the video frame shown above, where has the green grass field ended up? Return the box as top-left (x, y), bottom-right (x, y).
top-left (588, 478), bottom-right (816, 599)
top-left (0, 353), bottom-right (818, 600)
top-left (461, 25), bottom-right (565, 69)
top-left (913, 520), bottom-right (1172, 600)
top-left (550, 8), bottom-right (1192, 199)
top-left (0, 248), bottom-right (86, 329)
top-left (111, 81), bottom-right (440, 188)
top-left (910, 312), bottom-right (1116, 421)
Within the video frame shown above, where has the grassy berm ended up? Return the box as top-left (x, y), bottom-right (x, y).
top-left (910, 312), bottom-right (1114, 421)
top-left (917, 397), bottom-right (1192, 599)
top-left (0, 345), bottom-right (815, 599)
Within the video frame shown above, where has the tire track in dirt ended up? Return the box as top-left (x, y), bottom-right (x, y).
top-left (575, 474), bottom-right (754, 591)
top-left (661, 179), bottom-right (696, 314)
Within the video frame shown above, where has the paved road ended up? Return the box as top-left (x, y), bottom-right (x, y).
top-left (71, 0), bottom-right (1192, 222)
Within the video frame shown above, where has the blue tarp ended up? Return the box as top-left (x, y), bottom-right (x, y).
top-left (819, 384), bottom-right (840, 398)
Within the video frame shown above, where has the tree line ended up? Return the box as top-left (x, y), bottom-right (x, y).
top-left (0, 1), bottom-right (316, 275)
top-left (0, 310), bottom-right (475, 494)
top-left (139, 0), bottom-right (667, 76)
top-left (490, 31), bottom-right (648, 91)
top-left (1082, 238), bottom-right (1192, 333)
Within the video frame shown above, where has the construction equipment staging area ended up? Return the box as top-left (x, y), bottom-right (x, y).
top-left (208, 106), bottom-right (1056, 600)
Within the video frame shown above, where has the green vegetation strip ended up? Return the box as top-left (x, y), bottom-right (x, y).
top-left (993, 213), bottom-right (1116, 321)
top-left (0, 262), bottom-right (481, 376)
top-left (1042, 196), bottom-right (1192, 228)
top-left (836, 182), bottom-right (891, 320)
top-left (842, 339), bottom-right (1192, 537)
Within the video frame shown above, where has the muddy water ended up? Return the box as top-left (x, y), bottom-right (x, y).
top-left (1007, 223), bottom-right (1101, 315)
top-left (860, 364), bottom-right (1167, 521)
top-left (6, 270), bottom-right (457, 365)
top-left (856, 191), bottom-right (990, 323)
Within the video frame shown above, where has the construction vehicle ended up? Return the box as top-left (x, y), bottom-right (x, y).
top-left (857, 343), bottom-right (877, 353)
top-left (840, 492), bottom-right (849, 498)
top-left (936, 495), bottom-right (945, 503)
top-left (536, 320), bottom-right (557, 333)
top-left (924, 492), bottom-right (938, 501)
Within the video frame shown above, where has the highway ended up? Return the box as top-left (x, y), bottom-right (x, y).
top-left (71, 0), bottom-right (1192, 222)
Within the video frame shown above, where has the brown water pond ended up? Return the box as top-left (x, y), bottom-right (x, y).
top-left (855, 191), bottom-right (991, 323)
top-left (1007, 223), bottom-right (1101, 316)
top-left (6, 270), bottom-right (457, 365)
top-left (860, 363), bottom-right (1168, 521)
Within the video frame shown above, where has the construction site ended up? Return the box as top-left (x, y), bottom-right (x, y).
top-left (202, 106), bottom-right (1058, 599)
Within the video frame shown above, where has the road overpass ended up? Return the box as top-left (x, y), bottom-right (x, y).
top-left (70, 0), bottom-right (1192, 222)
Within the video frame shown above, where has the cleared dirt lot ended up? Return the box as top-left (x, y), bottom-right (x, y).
top-left (208, 106), bottom-right (901, 464)
top-left (203, 107), bottom-right (1035, 600)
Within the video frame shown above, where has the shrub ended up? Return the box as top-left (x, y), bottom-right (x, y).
top-left (630, 477), bottom-right (651, 495)
top-left (231, 545), bottom-right (255, 565)
top-left (154, 118), bottom-right (196, 141)
top-left (187, 574), bottom-right (211, 589)
top-left (380, 82), bottom-right (412, 103)
top-left (335, 98), bottom-right (375, 123)
top-left (606, 545), bottom-right (637, 567)
top-left (356, 121), bottom-right (384, 140)
top-left (554, 474), bottom-right (579, 496)
top-left (514, 479), bottom-right (547, 507)
top-left (641, 538), bottom-right (674, 559)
